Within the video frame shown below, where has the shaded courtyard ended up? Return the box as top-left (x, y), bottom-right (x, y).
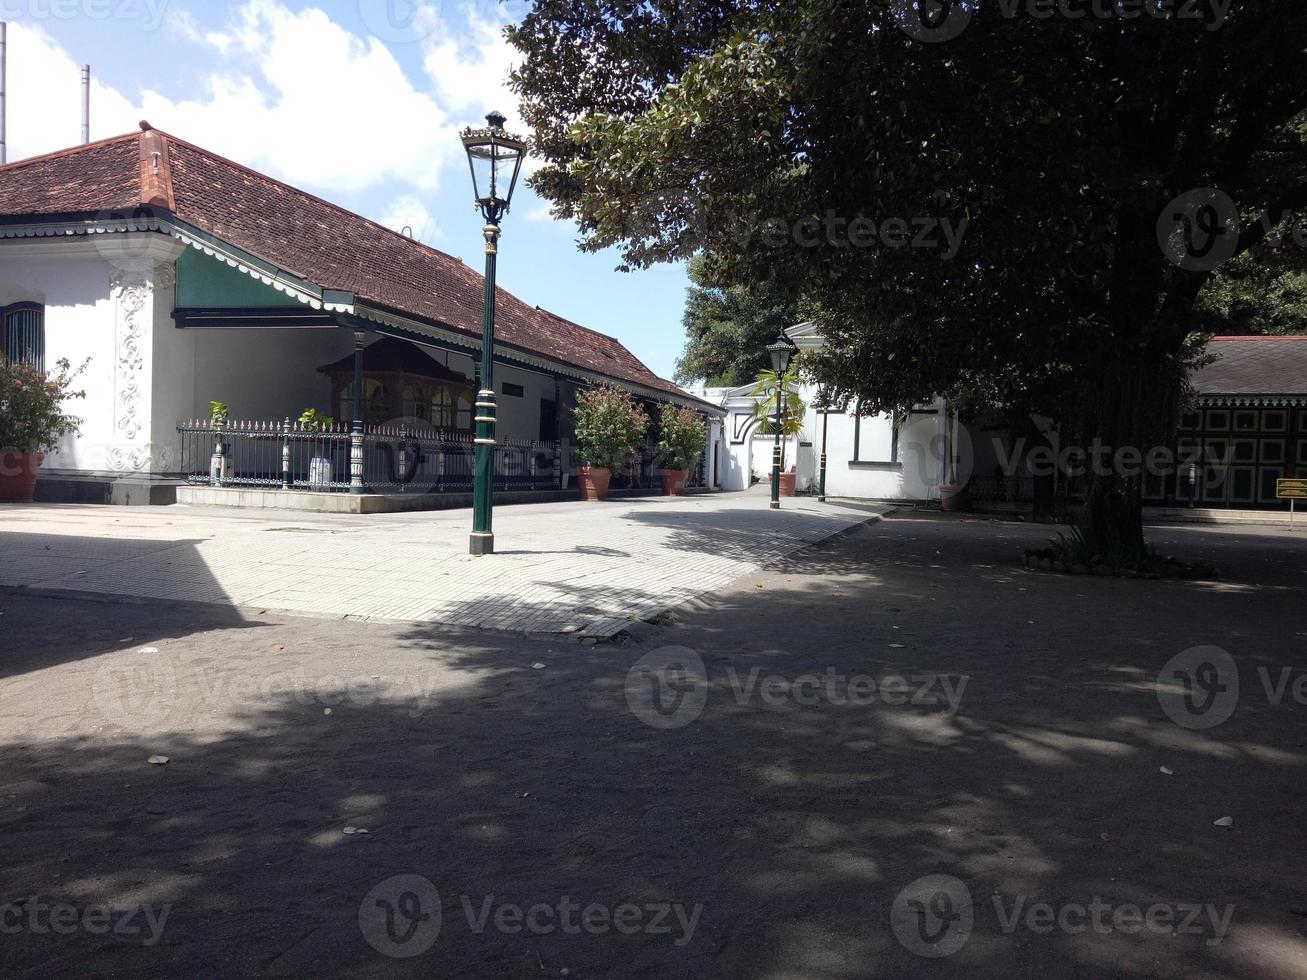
top-left (0, 512), bottom-right (1305, 978)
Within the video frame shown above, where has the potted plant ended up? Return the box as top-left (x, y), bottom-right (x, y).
top-left (749, 367), bottom-right (806, 496)
top-left (0, 357), bottom-right (86, 502)
top-left (208, 400), bottom-right (232, 486)
top-left (658, 404), bottom-right (707, 496)
top-left (573, 385), bottom-right (649, 501)
top-left (298, 408), bottom-right (335, 488)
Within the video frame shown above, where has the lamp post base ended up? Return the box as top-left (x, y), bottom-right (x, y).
top-left (469, 531), bottom-right (495, 556)
top-left (769, 500), bottom-right (780, 510)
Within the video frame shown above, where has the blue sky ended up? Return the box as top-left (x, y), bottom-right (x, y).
top-left (1, 0), bottom-right (692, 379)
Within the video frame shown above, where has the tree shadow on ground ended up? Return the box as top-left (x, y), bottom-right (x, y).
top-left (0, 516), bottom-right (1304, 978)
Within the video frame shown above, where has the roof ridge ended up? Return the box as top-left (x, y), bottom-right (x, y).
top-left (148, 126), bottom-right (470, 268)
top-left (0, 131), bottom-right (140, 173)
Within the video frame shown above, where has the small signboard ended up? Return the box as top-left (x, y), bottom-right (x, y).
top-left (1276, 478), bottom-right (1307, 500)
top-left (1277, 478), bottom-right (1307, 529)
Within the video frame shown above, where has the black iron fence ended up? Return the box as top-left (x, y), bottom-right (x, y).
top-left (177, 419), bottom-right (560, 494)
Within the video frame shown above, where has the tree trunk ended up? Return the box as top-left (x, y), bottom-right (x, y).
top-left (1075, 354), bottom-right (1181, 567)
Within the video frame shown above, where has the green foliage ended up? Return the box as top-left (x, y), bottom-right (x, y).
top-left (298, 408), bottom-right (335, 431)
top-left (658, 403), bottom-right (708, 470)
top-left (573, 385), bottom-right (650, 472)
top-left (509, 0), bottom-right (1307, 554)
top-left (1195, 251), bottom-right (1307, 336)
top-left (675, 254), bottom-right (805, 386)
top-left (749, 368), bottom-right (805, 469)
top-left (209, 400), bottom-right (229, 425)
top-left (0, 357), bottom-right (87, 454)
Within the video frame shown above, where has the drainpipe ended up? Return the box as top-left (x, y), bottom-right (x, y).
top-left (81, 65), bottom-right (91, 143)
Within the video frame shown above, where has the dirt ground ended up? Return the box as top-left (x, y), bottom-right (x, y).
top-left (1, 512), bottom-right (1305, 979)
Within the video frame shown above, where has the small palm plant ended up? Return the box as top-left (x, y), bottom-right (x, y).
top-left (749, 368), bottom-right (805, 471)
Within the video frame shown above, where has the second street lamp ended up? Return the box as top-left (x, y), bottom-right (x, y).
top-left (460, 111), bottom-right (526, 556)
top-left (765, 331), bottom-right (799, 510)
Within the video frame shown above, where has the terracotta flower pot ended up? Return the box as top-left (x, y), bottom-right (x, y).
top-left (578, 466), bottom-right (612, 501)
top-left (0, 452), bottom-right (44, 503)
top-left (779, 470), bottom-right (797, 497)
top-left (939, 482), bottom-right (969, 511)
top-left (661, 468), bottom-right (689, 496)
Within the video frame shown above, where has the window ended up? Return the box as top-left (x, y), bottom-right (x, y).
top-left (431, 387), bottom-right (454, 429)
top-left (2, 303), bottom-right (44, 371)
top-left (402, 383), bottom-right (427, 421)
top-left (339, 378), bottom-right (389, 423)
top-left (455, 391), bottom-right (473, 431)
top-left (852, 407), bottom-right (900, 465)
top-left (501, 381), bottom-right (524, 397)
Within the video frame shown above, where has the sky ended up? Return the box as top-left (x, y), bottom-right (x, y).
top-left (0, 0), bottom-right (692, 379)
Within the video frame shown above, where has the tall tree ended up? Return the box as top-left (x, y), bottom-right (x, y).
top-left (675, 255), bottom-right (804, 386)
top-left (508, 0), bottom-right (1307, 564)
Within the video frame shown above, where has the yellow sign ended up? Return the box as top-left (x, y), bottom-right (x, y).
top-left (1277, 478), bottom-right (1307, 500)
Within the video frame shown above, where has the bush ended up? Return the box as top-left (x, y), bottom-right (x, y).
top-left (573, 385), bottom-right (649, 472)
top-left (658, 404), bottom-right (707, 471)
top-left (0, 357), bottom-right (87, 454)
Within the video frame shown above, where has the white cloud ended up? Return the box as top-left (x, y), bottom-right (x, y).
top-left (2, 23), bottom-right (140, 161)
top-left (421, 4), bottom-right (521, 130)
top-left (375, 194), bottom-right (442, 243)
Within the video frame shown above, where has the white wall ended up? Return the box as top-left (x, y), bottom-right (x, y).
top-left (0, 236), bottom-right (177, 475)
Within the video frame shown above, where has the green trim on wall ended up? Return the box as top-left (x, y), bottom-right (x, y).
top-left (176, 249), bottom-right (301, 309)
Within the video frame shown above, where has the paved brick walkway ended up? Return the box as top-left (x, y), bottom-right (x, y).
top-left (0, 490), bottom-right (882, 632)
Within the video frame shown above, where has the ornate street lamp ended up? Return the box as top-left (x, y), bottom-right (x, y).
top-left (816, 387), bottom-right (830, 503)
top-left (461, 110), bottom-right (527, 556)
top-left (765, 330), bottom-right (799, 510)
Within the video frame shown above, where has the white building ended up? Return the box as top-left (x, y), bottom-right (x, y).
top-left (0, 124), bottom-right (720, 506)
top-left (692, 322), bottom-right (964, 502)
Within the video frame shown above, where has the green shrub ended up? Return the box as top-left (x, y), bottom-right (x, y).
top-left (574, 385), bottom-right (649, 472)
top-left (0, 357), bottom-right (87, 454)
top-left (658, 404), bottom-right (707, 470)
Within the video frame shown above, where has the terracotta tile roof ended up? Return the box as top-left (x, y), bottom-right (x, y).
top-left (0, 133), bottom-right (142, 214)
top-left (0, 125), bottom-right (708, 407)
top-left (1193, 336), bottom-right (1307, 396)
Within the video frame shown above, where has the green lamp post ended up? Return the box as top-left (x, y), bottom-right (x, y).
top-left (765, 330), bottom-right (799, 510)
top-left (461, 110), bottom-right (526, 556)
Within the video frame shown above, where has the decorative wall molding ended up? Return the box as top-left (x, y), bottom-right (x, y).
top-left (110, 271), bottom-right (151, 444)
